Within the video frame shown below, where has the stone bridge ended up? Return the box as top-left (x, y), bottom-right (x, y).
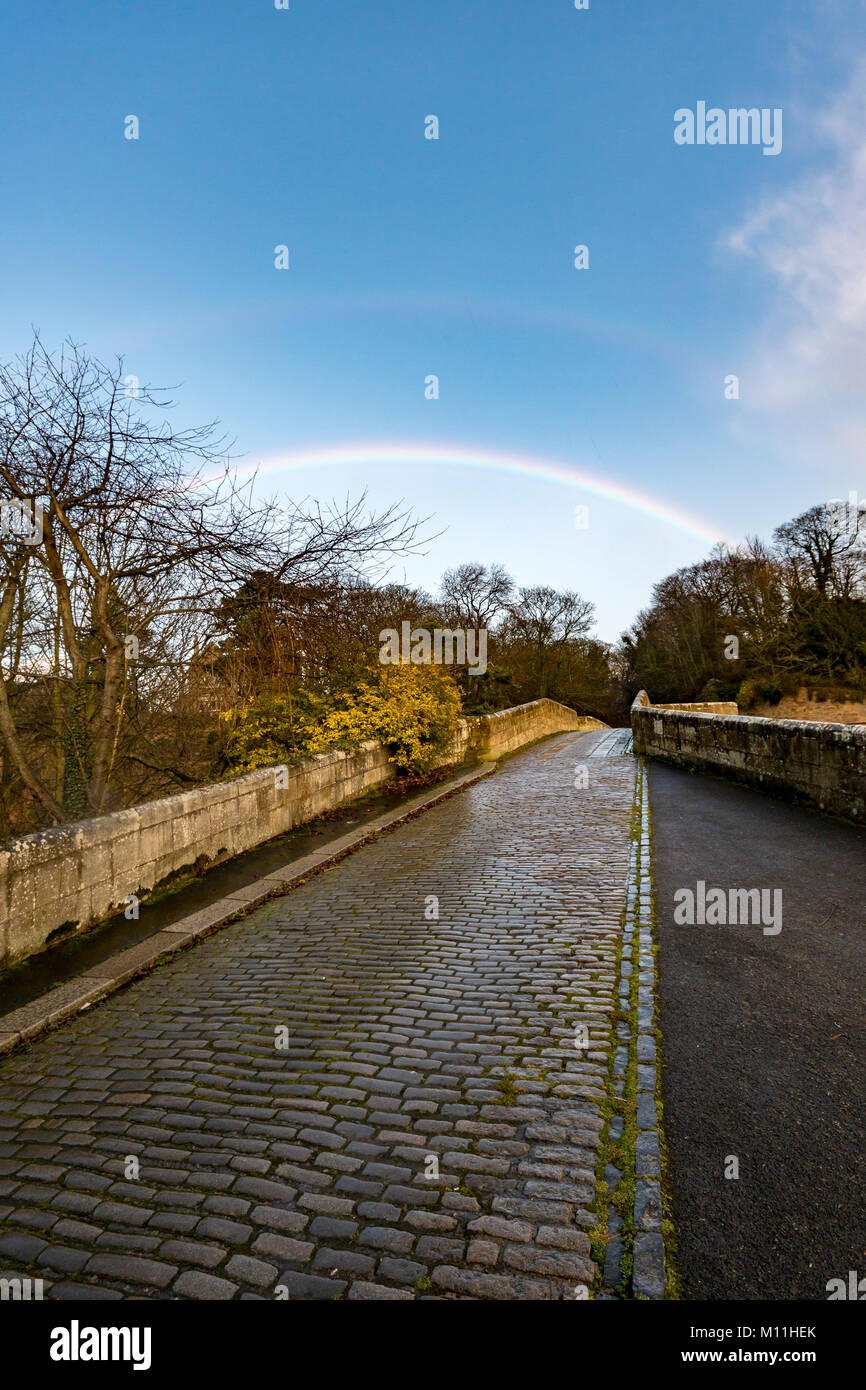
top-left (0, 705), bottom-right (862, 1301)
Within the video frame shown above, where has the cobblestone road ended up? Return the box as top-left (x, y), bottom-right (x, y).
top-left (0, 730), bottom-right (636, 1300)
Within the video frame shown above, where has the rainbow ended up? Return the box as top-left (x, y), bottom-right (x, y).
top-left (224, 441), bottom-right (736, 549)
top-left (163, 289), bottom-right (682, 363)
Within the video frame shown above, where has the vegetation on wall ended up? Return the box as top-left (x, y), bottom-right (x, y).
top-left (222, 663), bottom-right (464, 776)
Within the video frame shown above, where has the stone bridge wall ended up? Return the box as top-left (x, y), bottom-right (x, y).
top-left (0, 699), bottom-right (603, 970)
top-left (631, 690), bottom-right (866, 825)
top-left (473, 699), bottom-right (605, 760)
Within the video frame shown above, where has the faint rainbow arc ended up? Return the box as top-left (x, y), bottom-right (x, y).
top-left (221, 441), bottom-right (736, 549)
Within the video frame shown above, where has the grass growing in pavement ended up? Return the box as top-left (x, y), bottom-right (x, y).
top-left (640, 762), bottom-right (683, 1300)
top-left (590, 787), bottom-right (641, 1295)
top-left (591, 760), bottom-right (690, 1300)
top-left (496, 1072), bottom-right (520, 1106)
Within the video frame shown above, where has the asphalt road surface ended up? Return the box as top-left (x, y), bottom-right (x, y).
top-left (649, 762), bottom-right (865, 1301)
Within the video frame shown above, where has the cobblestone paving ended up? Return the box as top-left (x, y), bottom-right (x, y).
top-left (0, 730), bottom-right (636, 1300)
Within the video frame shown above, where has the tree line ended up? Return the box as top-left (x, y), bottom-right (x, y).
top-left (0, 335), bottom-right (862, 838)
top-left (621, 504), bottom-right (866, 707)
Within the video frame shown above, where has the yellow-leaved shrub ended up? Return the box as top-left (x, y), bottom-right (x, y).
top-left (222, 663), bottom-right (463, 776)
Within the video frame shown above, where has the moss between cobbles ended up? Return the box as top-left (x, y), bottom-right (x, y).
top-left (592, 762), bottom-right (660, 1299)
top-left (616, 788), bottom-right (643, 1294)
top-left (497, 1073), bottom-right (519, 1106)
top-left (639, 757), bottom-right (682, 1300)
top-left (589, 1090), bottom-right (615, 1278)
top-left (590, 796), bottom-right (640, 1295)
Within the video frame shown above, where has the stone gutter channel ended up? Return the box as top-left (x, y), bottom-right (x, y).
top-left (0, 763), bottom-right (495, 1058)
top-left (598, 755), bottom-right (669, 1299)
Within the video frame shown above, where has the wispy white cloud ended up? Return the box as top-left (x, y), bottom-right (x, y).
top-left (725, 55), bottom-right (866, 475)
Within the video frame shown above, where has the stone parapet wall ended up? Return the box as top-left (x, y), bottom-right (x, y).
top-left (473, 699), bottom-right (605, 760)
top-left (631, 690), bottom-right (866, 825)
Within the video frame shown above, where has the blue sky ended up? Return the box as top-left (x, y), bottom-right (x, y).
top-left (2, 0), bottom-right (866, 639)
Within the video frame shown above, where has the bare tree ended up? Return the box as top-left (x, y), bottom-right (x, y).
top-left (439, 562), bottom-right (513, 630)
top-left (0, 334), bottom-right (426, 827)
top-left (773, 503), bottom-right (866, 599)
top-left (501, 586), bottom-right (595, 699)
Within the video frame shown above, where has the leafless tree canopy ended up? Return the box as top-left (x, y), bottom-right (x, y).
top-left (773, 503), bottom-right (865, 600)
top-left (439, 563), bottom-right (514, 629)
top-left (0, 335), bottom-right (426, 831)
